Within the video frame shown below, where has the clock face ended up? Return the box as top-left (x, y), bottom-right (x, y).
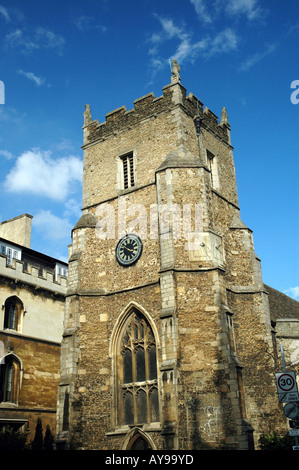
top-left (116, 234), bottom-right (143, 267)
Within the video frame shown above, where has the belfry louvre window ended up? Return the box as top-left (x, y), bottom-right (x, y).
top-left (121, 153), bottom-right (135, 190)
top-left (118, 309), bottom-right (159, 426)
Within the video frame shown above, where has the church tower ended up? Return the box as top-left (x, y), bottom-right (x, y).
top-left (56, 62), bottom-right (281, 450)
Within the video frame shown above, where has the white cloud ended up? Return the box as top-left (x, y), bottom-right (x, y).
top-left (73, 15), bottom-right (106, 33)
top-left (0, 5), bottom-right (10, 21)
top-left (18, 69), bottom-right (46, 86)
top-left (225, 0), bottom-right (263, 21)
top-left (4, 149), bottom-right (82, 201)
top-left (5, 29), bottom-right (38, 52)
top-left (0, 4), bottom-right (24, 22)
top-left (284, 287), bottom-right (299, 300)
top-left (5, 27), bottom-right (65, 55)
top-left (158, 18), bottom-right (186, 40)
top-left (150, 16), bottom-right (187, 46)
top-left (239, 43), bottom-right (277, 71)
top-left (190, 0), bottom-right (212, 24)
top-left (149, 15), bottom-right (239, 69)
top-left (63, 198), bottom-right (82, 219)
top-left (35, 27), bottom-right (65, 53)
top-left (0, 149), bottom-right (13, 159)
top-left (207, 28), bottom-right (239, 57)
top-left (0, 106), bottom-right (25, 123)
top-left (170, 37), bottom-right (207, 64)
top-left (190, 0), bottom-right (266, 23)
top-left (33, 210), bottom-right (73, 241)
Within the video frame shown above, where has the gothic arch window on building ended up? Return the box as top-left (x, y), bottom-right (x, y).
top-left (117, 308), bottom-right (159, 426)
top-left (3, 296), bottom-right (23, 331)
top-left (0, 354), bottom-right (21, 404)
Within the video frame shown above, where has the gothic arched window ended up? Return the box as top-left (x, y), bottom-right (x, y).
top-left (117, 309), bottom-right (159, 426)
top-left (3, 297), bottom-right (23, 331)
top-left (0, 355), bottom-right (21, 403)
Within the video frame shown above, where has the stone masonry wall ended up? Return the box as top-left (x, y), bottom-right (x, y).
top-left (58, 73), bottom-right (286, 450)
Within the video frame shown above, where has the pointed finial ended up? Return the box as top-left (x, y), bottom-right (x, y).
top-left (220, 107), bottom-right (229, 126)
top-left (83, 104), bottom-right (92, 126)
top-left (171, 59), bottom-right (181, 83)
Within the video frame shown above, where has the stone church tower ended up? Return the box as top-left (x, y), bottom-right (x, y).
top-left (56, 62), bottom-right (284, 450)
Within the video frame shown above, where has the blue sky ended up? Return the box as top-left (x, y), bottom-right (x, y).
top-left (0, 0), bottom-right (298, 299)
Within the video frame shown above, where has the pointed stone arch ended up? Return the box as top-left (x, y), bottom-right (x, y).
top-left (109, 301), bottom-right (160, 429)
top-left (109, 301), bottom-right (160, 358)
top-left (122, 427), bottom-right (156, 450)
top-left (0, 352), bottom-right (23, 404)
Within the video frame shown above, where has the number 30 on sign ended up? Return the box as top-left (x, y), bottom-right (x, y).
top-left (275, 372), bottom-right (299, 403)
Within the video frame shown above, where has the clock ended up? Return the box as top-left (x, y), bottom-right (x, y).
top-left (116, 234), bottom-right (143, 267)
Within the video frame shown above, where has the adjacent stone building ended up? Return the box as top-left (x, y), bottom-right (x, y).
top-left (56, 62), bottom-right (299, 450)
top-left (0, 214), bottom-right (67, 442)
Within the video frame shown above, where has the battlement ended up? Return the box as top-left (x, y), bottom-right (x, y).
top-left (0, 254), bottom-right (67, 296)
top-left (82, 75), bottom-right (231, 147)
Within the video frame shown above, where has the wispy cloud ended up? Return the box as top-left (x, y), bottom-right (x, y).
top-left (239, 43), bottom-right (277, 71)
top-left (0, 4), bottom-right (24, 22)
top-left (225, 0), bottom-right (265, 21)
top-left (5, 27), bottom-right (65, 55)
top-left (4, 149), bottom-right (82, 201)
top-left (73, 15), bottom-right (106, 33)
top-left (63, 198), bottom-right (82, 219)
top-left (36, 27), bottom-right (65, 52)
top-left (33, 210), bottom-right (73, 241)
top-left (0, 106), bottom-right (25, 123)
top-left (190, 0), bottom-right (266, 23)
top-left (0, 149), bottom-right (14, 160)
top-left (17, 69), bottom-right (46, 87)
top-left (5, 29), bottom-right (38, 52)
top-left (284, 287), bottom-right (299, 300)
top-left (190, 0), bottom-right (212, 24)
top-left (148, 15), bottom-right (239, 77)
top-left (0, 5), bottom-right (10, 21)
top-left (206, 28), bottom-right (239, 57)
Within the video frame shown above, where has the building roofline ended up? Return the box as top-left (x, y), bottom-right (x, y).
top-left (0, 237), bottom-right (68, 266)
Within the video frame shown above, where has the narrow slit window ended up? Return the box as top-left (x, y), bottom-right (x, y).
top-left (207, 151), bottom-right (215, 187)
top-left (226, 312), bottom-right (236, 352)
top-left (206, 150), bottom-right (219, 189)
top-left (121, 153), bottom-right (135, 190)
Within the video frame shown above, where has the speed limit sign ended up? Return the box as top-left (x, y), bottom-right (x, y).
top-left (276, 372), bottom-right (299, 403)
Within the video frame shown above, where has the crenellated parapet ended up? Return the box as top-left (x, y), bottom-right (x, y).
top-left (0, 254), bottom-right (67, 297)
top-left (82, 78), bottom-right (231, 148)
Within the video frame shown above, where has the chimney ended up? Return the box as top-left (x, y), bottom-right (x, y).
top-left (0, 214), bottom-right (33, 248)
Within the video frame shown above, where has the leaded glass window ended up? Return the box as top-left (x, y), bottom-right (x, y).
top-left (0, 355), bottom-right (20, 403)
top-left (118, 310), bottom-right (159, 425)
top-left (3, 297), bottom-right (23, 331)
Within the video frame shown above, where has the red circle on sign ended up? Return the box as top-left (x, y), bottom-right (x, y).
top-left (278, 374), bottom-right (295, 391)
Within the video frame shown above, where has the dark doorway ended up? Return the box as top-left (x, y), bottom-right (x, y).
top-left (128, 434), bottom-right (152, 450)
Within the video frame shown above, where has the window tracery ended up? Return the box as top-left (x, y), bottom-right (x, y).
top-left (117, 309), bottom-right (159, 426)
